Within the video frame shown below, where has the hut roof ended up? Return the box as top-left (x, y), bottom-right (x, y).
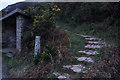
top-left (0, 8), bottom-right (29, 21)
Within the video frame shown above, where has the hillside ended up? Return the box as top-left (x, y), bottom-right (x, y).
top-left (55, 2), bottom-right (120, 43)
top-left (2, 2), bottom-right (120, 79)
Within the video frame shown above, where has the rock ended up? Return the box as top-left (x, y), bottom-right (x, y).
top-left (70, 65), bottom-right (85, 73)
top-left (6, 53), bottom-right (13, 58)
top-left (53, 72), bottom-right (61, 76)
top-left (58, 75), bottom-right (67, 79)
top-left (63, 65), bottom-right (72, 68)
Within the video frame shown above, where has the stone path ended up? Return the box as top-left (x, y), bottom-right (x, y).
top-left (53, 34), bottom-right (105, 79)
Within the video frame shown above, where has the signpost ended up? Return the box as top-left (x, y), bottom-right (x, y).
top-left (34, 36), bottom-right (40, 56)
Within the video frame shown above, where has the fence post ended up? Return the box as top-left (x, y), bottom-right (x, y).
top-left (34, 36), bottom-right (40, 56)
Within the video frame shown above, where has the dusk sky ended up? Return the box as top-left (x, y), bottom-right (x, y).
top-left (0, 0), bottom-right (25, 10)
top-left (0, 0), bottom-right (119, 10)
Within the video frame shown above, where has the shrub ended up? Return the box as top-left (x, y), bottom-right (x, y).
top-left (33, 45), bottom-right (57, 65)
top-left (45, 45), bottom-right (57, 56)
top-left (24, 3), bottom-right (61, 36)
top-left (22, 3), bottom-right (61, 57)
top-left (33, 53), bottom-right (43, 65)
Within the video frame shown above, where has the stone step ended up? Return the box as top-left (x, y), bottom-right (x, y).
top-left (85, 44), bottom-right (103, 49)
top-left (53, 72), bottom-right (70, 79)
top-left (87, 41), bottom-right (104, 45)
top-left (85, 37), bottom-right (101, 41)
top-left (80, 35), bottom-right (91, 38)
top-left (78, 50), bottom-right (99, 55)
top-left (53, 33), bottom-right (104, 79)
top-left (63, 64), bottom-right (86, 73)
top-left (75, 57), bottom-right (94, 63)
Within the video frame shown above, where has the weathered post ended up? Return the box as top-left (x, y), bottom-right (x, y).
top-left (34, 36), bottom-right (40, 56)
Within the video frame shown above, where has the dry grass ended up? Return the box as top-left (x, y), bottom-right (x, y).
top-left (24, 29), bottom-right (70, 78)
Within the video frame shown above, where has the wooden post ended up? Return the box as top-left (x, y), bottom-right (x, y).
top-left (34, 36), bottom-right (40, 56)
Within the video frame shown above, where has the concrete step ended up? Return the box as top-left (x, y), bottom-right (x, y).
top-left (78, 50), bottom-right (99, 55)
top-left (87, 41), bottom-right (105, 45)
top-left (63, 64), bottom-right (86, 73)
top-left (53, 72), bottom-right (70, 79)
top-left (85, 37), bottom-right (101, 41)
top-left (85, 44), bottom-right (103, 49)
top-left (80, 35), bottom-right (91, 38)
top-left (75, 57), bottom-right (94, 63)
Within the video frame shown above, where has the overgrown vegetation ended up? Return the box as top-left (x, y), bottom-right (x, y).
top-left (21, 3), bottom-right (70, 78)
top-left (2, 2), bottom-right (120, 78)
top-left (33, 45), bottom-right (57, 65)
top-left (2, 3), bottom-right (70, 78)
top-left (2, 52), bottom-right (34, 78)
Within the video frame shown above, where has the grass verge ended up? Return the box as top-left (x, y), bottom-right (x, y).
top-left (2, 53), bottom-right (34, 78)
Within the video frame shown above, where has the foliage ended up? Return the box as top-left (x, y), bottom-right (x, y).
top-left (33, 45), bottom-right (57, 65)
top-left (25, 29), bottom-right (70, 78)
top-left (33, 53), bottom-right (43, 65)
top-left (24, 3), bottom-right (61, 36)
top-left (22, 3), bottom-right (62, 57)
top-left (56, 3), bottom-right (120, 23)
top-left (56, 3), bottom-right (120, 43)
top-left (45, 45), bottom-right (57, 56)
top-left (2, 52), bottom-right (33, 78)
top-left (77, 72), bottom-right (83, 77)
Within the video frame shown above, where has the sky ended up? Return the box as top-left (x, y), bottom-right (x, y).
top-left (0, 0), bottom-right (25, 10)
top-left (0, 0), bottom-right (119, 10)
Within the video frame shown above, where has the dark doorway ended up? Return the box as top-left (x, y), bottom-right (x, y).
top-left (2, 17), bottom-right (16, 48)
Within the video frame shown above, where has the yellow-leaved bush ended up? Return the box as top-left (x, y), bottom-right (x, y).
top-left (24, 3), bottom-right (61, 36)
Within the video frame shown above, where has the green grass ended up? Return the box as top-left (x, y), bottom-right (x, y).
top-left (77, 72), bottom-right (83, 78)
top-left (57, 22), bottom-right (118, 45)
top-left (93, 54), bottom-right (102, 62)
top-left (62, 57), bottom-right (79, 65)
top-left (60, 31), bottom-right (87, 65)
top-left (67, 32), bottom-right (86, 53)
top-left (2, 53), bottom-right (13, 68)
top-left (2, 52), bottom-right (34, 77)
top-left (84, 62), bottom-right (92, 66)
top-left (51, 29), bottom-right (87, 76)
